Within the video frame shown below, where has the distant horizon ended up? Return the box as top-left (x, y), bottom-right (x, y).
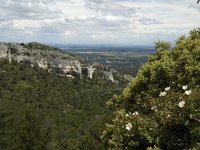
top-left (1, 41), bottom-right (155, 47)
top-left (48, 43), bottom-right (155, 47)
top-left (1, 40), bottom-right (177, 48)
top-left (0, 40), bottom-right (162, 47)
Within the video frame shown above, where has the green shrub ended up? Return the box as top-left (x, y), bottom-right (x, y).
top-left (102, 28), bottom-right (200, 150)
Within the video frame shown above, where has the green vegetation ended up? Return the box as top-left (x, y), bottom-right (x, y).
top-left (23, 42), bottom-right (60, 51)
top-left (1, 28), bottom-right (199, 150)
top-left (102, 28), bottom-right (200, 149)
top-left (0, 59), bottom-right (124, 149)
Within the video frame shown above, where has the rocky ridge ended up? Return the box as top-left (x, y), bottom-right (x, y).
top-left (0, 42), bottom-right (133, 83)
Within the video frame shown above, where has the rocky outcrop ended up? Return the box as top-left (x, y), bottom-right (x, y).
top-left (102, 71), bottom-right (115, 83)
top-left (87, 66), bottom-right (96, 79)
top-left (123, 74), bottom-right (133, 82)
top-left (0, 42), bottom-right (132, 83)
top-left (0, 42), bottom-right (82, 78)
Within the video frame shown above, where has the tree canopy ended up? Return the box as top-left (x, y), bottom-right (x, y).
top-left (0, 59), bottom-right (124, 149)
top-left (102, 28), bottom-right (200, 150)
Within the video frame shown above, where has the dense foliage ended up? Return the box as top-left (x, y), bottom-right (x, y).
top-left (0, 59), bottom-right (123, 150)
top-left (102, 29), bottom-right (200, 149)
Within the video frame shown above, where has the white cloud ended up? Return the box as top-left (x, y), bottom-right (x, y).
top-left (105, 15), bottom-right (119, 21)
top-left (0, 0), bottom-right (199, 45)
top-left (78, 14), bottom-right (89, 20)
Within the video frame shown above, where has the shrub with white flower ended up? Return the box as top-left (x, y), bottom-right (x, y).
top-left (185, 89), bottom-right (192, 95)
top-left (125, 114), bottom-right (129, 117)
top-left (102, 29), bottom-right (200, 150)
top-left (165, 87), bottom-right (170, 91)
top-left (182, 85), bottom-right (188, 90)
top-left (126, 123), bottom-right (132, 130)
top-left (159, 91), bottom-right (167, 97)
top-left (151, 106), bottom-right (157, 112)
top-left (178, 100), bottom-right (185, 108)
top-left (132, 111), bottom-right (139, 115)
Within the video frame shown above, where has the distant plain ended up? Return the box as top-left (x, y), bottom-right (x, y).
top-left (53, 44), bottom-right (156, 76)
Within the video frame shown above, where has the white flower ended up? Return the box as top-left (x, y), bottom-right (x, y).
top-left (185, 90), bottom-right (192, 95)
top-left (182, 85), bottom-right (188, 90)
top-left (125, 114), bottom-right (129, 117)
top-left (178, 100), bottom-right (185, 108)
top-left (151, 106), bottom-right (155, 110)
top-left (126, 123), bottom-right (132, 130)
top-left (159, 91), bottom-right (167, 97)
top-left (165, 87), bottom-right (170, 92)
top-left (151, 106), bottom-right (157, 112)
top-left (184, 120), bottom-right (189, 126)
top-left (133, 111), bottom-right (139, 115)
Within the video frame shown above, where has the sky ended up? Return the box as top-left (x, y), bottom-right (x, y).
top-left (0, 0), bottom-right (199, 46)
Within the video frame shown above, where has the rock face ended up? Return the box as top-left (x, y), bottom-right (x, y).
top-left (0, 42), bottom-right (82, 77)
top-left (0, 42), bottom-right (133, 83)
top-left (87, 66), bottom-right (96, 79)
top-left (123, 74), bottom-right (133, 82)
top-left (102, 71), bottom-right (115, 82)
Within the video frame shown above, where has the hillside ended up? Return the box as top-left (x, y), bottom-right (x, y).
top-left (0, 58), bottom-right (123, 149)
top-left (0, 42), bottom-right (132, 83)
top-left (0, 42), bottom-right (134, 149)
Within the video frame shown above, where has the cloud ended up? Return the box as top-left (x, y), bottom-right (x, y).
top-left (0, 0), bottom-right (62, 21)
top-left (139, 18), bottom-right (161, 25)
top-left (85, 0), bottom-right (136, 17)
top-left (189, 5), bottom-right (200, 12)
top-left (0, 0), bottom-right (199, 45)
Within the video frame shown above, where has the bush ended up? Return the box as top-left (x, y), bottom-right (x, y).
top-left (102, 28), bottom-right (200, 150)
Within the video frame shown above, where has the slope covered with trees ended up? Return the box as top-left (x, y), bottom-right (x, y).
top-left (102, 29), bottom-right (200, 149)
top-left (0, 59), bottom-right (124, 149)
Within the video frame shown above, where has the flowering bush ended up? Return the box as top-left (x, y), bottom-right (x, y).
top-left (102, 29), bottom-right (200, 149)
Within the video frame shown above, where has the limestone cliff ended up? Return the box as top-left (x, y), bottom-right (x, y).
top-left (0, 42), bottom-right (132, 83)
top-left (0, 42), bottom-right (82, 77)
